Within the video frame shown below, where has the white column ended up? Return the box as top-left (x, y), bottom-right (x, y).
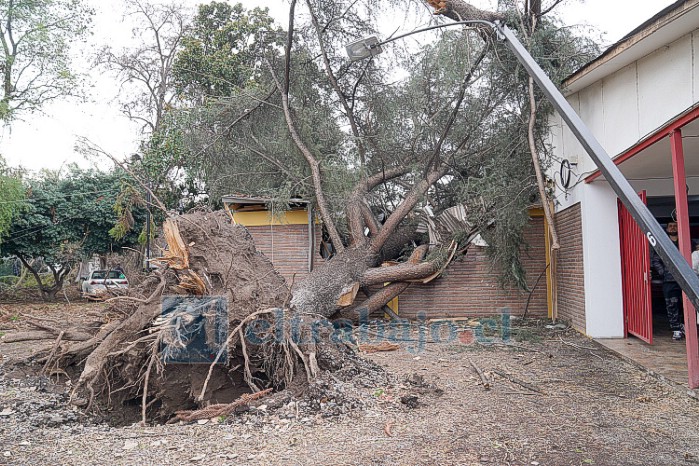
top-left (581, 182), bottom-right (625, 338)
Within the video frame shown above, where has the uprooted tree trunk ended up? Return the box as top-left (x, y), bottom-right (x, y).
top-left (10, 211), bottom-right (383, 424)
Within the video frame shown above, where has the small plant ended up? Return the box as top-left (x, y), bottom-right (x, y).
top-left (372, 388), bottom-right (385, 397)
top-left (9, 315), bottom-right (19, 322)
top-left (511, 327), bottom-right (541, 343)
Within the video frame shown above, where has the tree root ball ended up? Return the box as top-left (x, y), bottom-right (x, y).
top-left (26, 211), bottom-right (384, 424)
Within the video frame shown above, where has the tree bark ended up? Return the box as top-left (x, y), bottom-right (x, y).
top-left (426, 0), bottom-right (504, 22)
top-left (2, 330), bottom-right (92, 343)
top-left (344, 245), bottom-right (430, 316)
top-left (361, 260), bottom-right (439, 286)
top-left (370, 166), bottom-right (448, 253)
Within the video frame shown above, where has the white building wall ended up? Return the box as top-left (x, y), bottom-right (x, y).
top-left (637, 34), bottom-right (694, 137)
top-left (601, 63), bottom-right (640, 157)
top-left (547, 28), bottom-right (699, 338)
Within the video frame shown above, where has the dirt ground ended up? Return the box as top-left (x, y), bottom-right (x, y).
top-left (2, 302), bottom-right (699, 466)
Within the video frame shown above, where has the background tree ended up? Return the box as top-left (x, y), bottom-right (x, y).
top-left (0, 155), bottom-right (25, 243)
top-left (0, 166), bottom-right (147, 300)
top-left (173, 2), bottom-right (283, 102)
top-left (0, 0), bottom-right (92, 121)
top-left (95, 0), bottom-right (191, 211)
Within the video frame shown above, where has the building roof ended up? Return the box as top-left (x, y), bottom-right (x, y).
top-left (563, 0), bottom-right (699, 93)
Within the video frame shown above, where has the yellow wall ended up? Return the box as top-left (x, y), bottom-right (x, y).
top-left (231, 209), bottom-right (310, 226)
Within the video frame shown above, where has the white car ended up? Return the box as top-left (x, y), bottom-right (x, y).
top-left (81, 270), bottom-right (129, 297)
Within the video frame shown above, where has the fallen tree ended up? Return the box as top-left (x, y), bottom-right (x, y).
top-left (8, 211), bottom-right (383, 423)
top-left (4, 0), bottom-right (600, 424)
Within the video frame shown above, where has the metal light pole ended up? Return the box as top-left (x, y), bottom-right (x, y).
top-left (346, 20), bottom-right (699, 311)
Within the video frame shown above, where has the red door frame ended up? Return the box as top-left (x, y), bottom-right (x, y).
top-left (584, 107), bottom-right (699, 388)
top-left (618, 192), bottom-right (653, 343)
top-left (669, 129), bottom-right (699, 389)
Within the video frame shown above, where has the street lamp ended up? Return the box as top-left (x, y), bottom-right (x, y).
top-left (346, 20), bottom-right (699, 311)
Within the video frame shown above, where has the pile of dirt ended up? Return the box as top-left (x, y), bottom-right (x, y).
top-left (5, 211), bottom-right (383, 425)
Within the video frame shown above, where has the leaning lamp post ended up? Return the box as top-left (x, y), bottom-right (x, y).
top-left (348, 19), bottom-right (699, 388)
top-left (346, 20), bottom-right (699, 312)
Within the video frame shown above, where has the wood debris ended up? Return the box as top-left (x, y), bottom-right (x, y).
top-left (468, 358), bottom-right (491, 390)
top-left (492, 369), bottom-right (544, 395)
top-left (171, 388), bottom-right (273, 423)
top-left (358, 342), bottom-right (400, 353)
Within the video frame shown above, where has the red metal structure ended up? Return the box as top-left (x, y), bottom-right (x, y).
top-left (618, 192), bottom-right (653, 344)
top-left (669, 129), bottom-right (699, 388)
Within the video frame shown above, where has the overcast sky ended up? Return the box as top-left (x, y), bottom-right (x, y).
top-left (0, 0), bottom-right (678, 172)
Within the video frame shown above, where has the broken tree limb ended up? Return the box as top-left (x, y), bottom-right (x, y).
top-left (361, 261), bottom-right (439, 286)
top-left (344, 282), bottom-right (410, 317)
top-left (526, 15), bottom-right (559, 250)
top-left (344, 245), bottom-right (430, 316)
top-left (2, 330), bottom-right (92, 343)
top-left (172, 388), bottom-right (273, 423)
top-left (425, 0), bottom-right (505, 22)
top-left (492, 369), bottom-right (544, 394)
top-left (468, 358), bottom-right (491, 390)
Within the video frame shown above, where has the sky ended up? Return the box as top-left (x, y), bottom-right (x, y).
top-left (0, 0), bottom-right (678, 173)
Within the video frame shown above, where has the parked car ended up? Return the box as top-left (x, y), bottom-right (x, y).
top-left (81, 270), bottom-right (129, 296)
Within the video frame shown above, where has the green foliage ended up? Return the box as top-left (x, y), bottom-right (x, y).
top-left (0, 158), bottom-right (26, 243)
top-left (0, 0), bottom-right (93, 121)
top-left (137, 218), bottom-right (156, 246)
top-left (164, 1), bottom-right (599, 289)
top-left (1, 166), bottom-right (147, 276)
top-left (109, 183), bottom-right (145, 241)
top-left (173, 2), bottom-right (282, 100)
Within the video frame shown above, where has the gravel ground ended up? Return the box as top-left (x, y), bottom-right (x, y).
top-left (2, 305), bottom-right (699, 465)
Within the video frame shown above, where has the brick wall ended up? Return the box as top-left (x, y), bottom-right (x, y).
top-left (555, 203), bottom-right (586, 332)
top-left (396, 217), bottom-right (549, 319)
top-left (244, 224), bottom-right (324, 287)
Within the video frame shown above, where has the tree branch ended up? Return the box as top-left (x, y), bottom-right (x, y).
top-left (266, 0), bottom-right (345, 252)
top-left (370, 166), bottom-right (449, 253)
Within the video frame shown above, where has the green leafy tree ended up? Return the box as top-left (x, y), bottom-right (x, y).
top-left (0, 156), bottom-right (25, 243)
top-left (167, 0), bottom-right (598, 316)
top-left (173, 2), bottom-right (282, 101)
top-left (1, 167), bottom-right (146, 300)
top-left (0, 0), bottom-right (93, 121)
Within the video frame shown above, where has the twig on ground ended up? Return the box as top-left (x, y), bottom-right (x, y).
top-left (468, 358), bottom-right (491, 390)
top-left (492, 369), bottom-right (545, 395)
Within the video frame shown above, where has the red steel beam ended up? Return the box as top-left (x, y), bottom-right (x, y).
top-left (586, 106), bottom-right (699, 183)
top-left (670, 129), bottom-right (699, 389)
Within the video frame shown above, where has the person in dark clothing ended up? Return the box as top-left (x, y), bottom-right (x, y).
top-left (651, 221), bottom-right (685, 340)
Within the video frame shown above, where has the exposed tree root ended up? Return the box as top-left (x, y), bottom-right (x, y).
top-left (172, 388), bottom-right (273, 423)
top-left (5, 211), bottom-right (386, 424)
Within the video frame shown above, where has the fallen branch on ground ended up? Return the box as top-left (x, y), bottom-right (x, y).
top-left (359, 342), bottom-right (400, 353)
top-left (1, 330), bottom-right (92, 343)
top-left (492, 369), bottom-right (544, 394)
top-left (468, 358), bottom-right (491, 390)
top-left (171, 388), bottom-right (273, 423)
